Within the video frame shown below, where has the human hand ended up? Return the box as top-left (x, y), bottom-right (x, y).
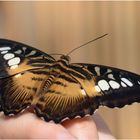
top-left (0, 111), bottom-right (115, 139)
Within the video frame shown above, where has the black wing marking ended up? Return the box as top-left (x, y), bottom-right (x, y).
top-left (71, 63), bottom-right (140, 108)
top-left (0, 39), bottom-right (55, 78)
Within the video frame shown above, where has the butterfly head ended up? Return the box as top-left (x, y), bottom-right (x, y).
top-left (60, 55), bottom-right (71, 64)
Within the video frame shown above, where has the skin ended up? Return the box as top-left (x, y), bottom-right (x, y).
top-left (0, 110), bottom-right (115, 139)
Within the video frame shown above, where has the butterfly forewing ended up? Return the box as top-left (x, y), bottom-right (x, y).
top-left (0, 39), bottom-right (55, 78)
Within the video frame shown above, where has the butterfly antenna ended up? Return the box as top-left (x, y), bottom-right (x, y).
top-left (49, 53), bottom-right (64, 56)
top-left (66, 33), bottom-right (108, 56)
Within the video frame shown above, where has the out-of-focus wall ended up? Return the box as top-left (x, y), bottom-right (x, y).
top-left (0, 1), bottom-right (140, 139)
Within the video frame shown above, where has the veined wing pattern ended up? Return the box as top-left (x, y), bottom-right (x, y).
top-left (0, 39), bottom-right (140, 123)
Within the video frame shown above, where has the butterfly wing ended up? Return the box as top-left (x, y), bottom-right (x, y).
top-left (0, 69), bottom-right (50, 115)
top-left (0, 39), bottom-right (55, 115)
top-left (0, 39), bottom-right (55, 78)
top-left (72, 63), bottom-right (140, 108)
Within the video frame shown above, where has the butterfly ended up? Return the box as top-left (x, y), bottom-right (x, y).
top-left (0, 38), bottom-right (140, 123)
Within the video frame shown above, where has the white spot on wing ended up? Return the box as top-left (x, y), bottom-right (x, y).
top-left (109, 80), bottom-right (120, 89)
top-left (98, 80), bottom-right (110, 91)
top-left (14, 50), bottom-right (22, 54)
top-left (95, 66), bottom-right (100, 75)
top-left (61, 117), bottom-right (69, 122)
top-left (8, 57), bottom-right (20, 66)
top-left (108, 74), bottom-right (115, 80)
top-left (121, 81), bottom-right (127, 87)
top-left (20, 109), bottom-right (25, 113)
top-left (81, 89), bottom-right (86, 96)
top-left (8, 113), bottom-right (14, 116)
top-left (3, 53), bottom-right (15, 60)
top-left (15, 73), bottom-right (22, 78)
top-left (22, 47), bottom-right (27, 51)
top-left (107, 69), bottom-right (112, 73)
top-left (1, 50), bottom-right (8, 54)
top-left (138, 81), bottom-right (140, 85)
top-left (95, 85), bottom-right (101, 92)
top-left (26, 50), bottom-right (36, 57)
top-left (10, 65), bottom-right (18, 69)
top-left (0, 47), bottom-right (11, 51)
top-left (121, 78), bottom-right (133, 87)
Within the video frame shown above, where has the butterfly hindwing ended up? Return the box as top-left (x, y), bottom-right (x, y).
top-left (0, 39), bottom-right (55, 78)
top-left (0, 68), bottom-right (50, 115)
top-left (74, 63), bottom-right (140, 108)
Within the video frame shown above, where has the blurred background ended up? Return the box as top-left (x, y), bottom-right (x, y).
top-left (0, 1), bottom-right (140, 139)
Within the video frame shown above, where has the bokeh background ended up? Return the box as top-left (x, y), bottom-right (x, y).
top-left (0, 1), bottom-right (140, 139)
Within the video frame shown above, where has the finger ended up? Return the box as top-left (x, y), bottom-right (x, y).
top-left (0, 112), bottom-right (75, 139)
top-left (93, 113), bottom-right (116, 140)
top-left (62, 116), bottom-right (99, 139)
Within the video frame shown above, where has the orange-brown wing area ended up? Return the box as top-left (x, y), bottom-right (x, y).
top-left (0, 69), bottom-right (49, 115)
top-left (35, 73), bottom-right (101, 123)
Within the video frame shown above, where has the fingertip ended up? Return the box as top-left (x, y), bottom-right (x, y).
top-left (23, 113), bottom-right (76, 139)
top-left (62, 116), bottom-right (99, 139)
